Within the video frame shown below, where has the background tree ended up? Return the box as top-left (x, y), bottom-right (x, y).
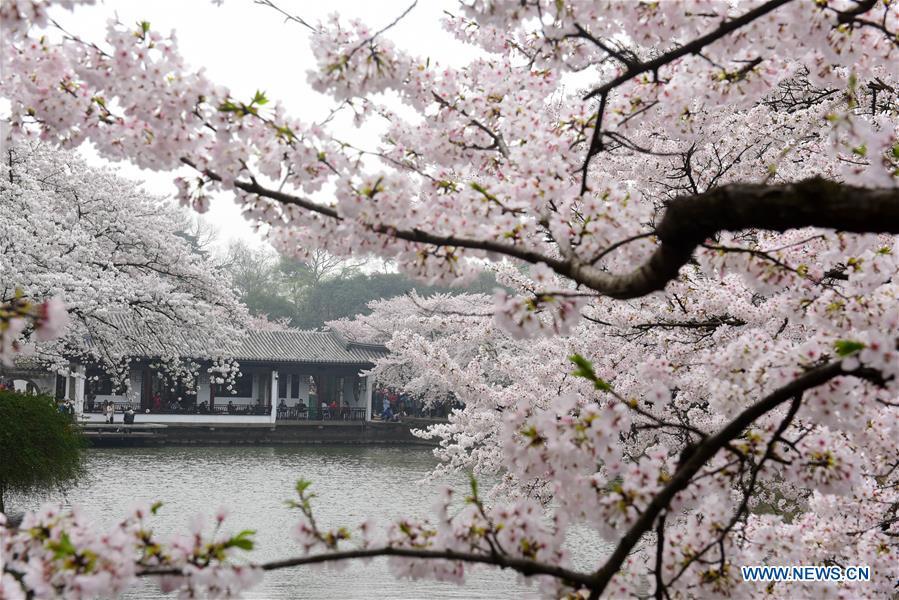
top-left (225, 239), bottom-right (500, 328)
top-left (224, 240), bottom-right (295, 323)
top-left (176, 215), bottom-right (221, 258)
top-left (0, 390), bottom-right (84, 514)
top-left (280, 248), bottom-right (362, 291)
top-left (330, 289), bottom-right (551, 479)
top-left (294, 270), bottom-right (499, 328)
top-left (0, 143), bottom-right (247, 389)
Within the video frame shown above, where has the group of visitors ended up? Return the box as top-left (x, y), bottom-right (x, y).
top-left (90, 401), bottom-right (137, 430)
top-left (324, 398), bottom-right (354, 419)
top-left (276, 398), bottom-right (302, 417)
top-left (275, 397), bottom-right (361, 420)
top-left (376, 387), bottom-right (406, 421)
top-left (225, 399), bottom-right (271, 415)
top-left (56, 399), bottom-right (75, 418)
top-left (99, 400), bottom-right (136, 424)
top-left (373, 387), bottom-right (458, 420)
top-left (151, 392), bottom-right (189, 413)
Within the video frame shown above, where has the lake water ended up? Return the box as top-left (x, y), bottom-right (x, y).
top-left (13, 445), bottom-right (588, 599)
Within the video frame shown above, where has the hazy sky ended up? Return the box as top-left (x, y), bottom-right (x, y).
top-left (49, 0), bottom-right (471, 250)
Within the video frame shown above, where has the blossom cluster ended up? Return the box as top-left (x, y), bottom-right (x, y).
top-left (0, 503), bottom-right (261, 599)
top-left (1, 0), bottom-right (898, 597)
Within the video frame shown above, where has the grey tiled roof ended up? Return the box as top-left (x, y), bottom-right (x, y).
top-left (79, 314), bottom-right (386, 365)
top-left (233, 330), bottom-right (387, 365)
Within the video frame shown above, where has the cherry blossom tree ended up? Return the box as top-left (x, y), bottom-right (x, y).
top-left (2, 0), bottom-right (899, 598)
top-left (1, 142), bottom-right (246, 389)
top-left (328, 288), bottom-right (607, 488)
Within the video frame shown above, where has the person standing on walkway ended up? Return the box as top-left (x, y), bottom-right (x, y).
top-left (105, 400), bottom-right (114, 424)
top-left (124, 406), bottom-right (135, 432)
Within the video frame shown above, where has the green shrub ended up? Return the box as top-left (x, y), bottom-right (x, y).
top-left (0, 389), bottom-right (84, 513)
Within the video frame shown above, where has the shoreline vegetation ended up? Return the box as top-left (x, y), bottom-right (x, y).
top-left (0, 390), bottom-right (84, 514)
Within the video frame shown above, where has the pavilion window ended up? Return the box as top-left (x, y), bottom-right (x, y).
top-left (217, 371), bottom-right (252, 397)
top-left (256, 372), bottom-right (269, 404)
top-left (54, 374), bottom-right (66, 400)
top-left (278, 373), bottom-right (287, 398)
top-left (239, 372), bottom-right (254, 397)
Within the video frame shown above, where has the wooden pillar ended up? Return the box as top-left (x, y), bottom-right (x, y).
top-left (270, 369), bottom-right (278, 424)
top-left (364, 375), bottom-right (373, 422)
top-left (73, 364), bottom-right (85, 416)
top-left (311, 374), bottom-right (322, 419)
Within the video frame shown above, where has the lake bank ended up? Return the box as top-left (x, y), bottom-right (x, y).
top-left (80, 418), bottom-right (443, 447)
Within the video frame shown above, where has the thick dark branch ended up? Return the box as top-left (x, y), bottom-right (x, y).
top-left (653, 513), bottom-right (669, 600)
top-left (570, 178), bottom-right (899, 299)
top-left (631, 316), bottom-right (746, 331)
top-left (579, 93), bottom-right (606, 195)
top-left (187, 159), bottom-right (899, 301)
top-left (139, 546), bottom-right (595, 588)
top-left (588, 360), bottom-right (885, 596)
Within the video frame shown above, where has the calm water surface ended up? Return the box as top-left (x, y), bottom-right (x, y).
top-left (22, 445), bottom-right (559, 599)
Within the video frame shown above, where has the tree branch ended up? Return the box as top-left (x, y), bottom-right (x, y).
top-left (583, 0), bottom-right (793, 101)
top-left (587, 359), bottom-right (887, 596)
top-left (186, 159), bottom-right (899, 301)
top-left (567, 178), bottom-right (899, 299)
top-left (138, 546), bottom-right (595, 588)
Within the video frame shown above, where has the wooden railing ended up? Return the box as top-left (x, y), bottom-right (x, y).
top-left (84, 403), bottom-right (273, 416)
top-left (85, 402), bottom-right (367, 420)
top-left (276, 406), bottom-right (367, 421)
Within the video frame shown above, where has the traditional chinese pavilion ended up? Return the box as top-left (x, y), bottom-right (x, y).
top-left (3, 329), bottom-right (387, 425)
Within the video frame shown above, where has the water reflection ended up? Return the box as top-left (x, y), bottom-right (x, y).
top-left (40, 445), bottom-right (547, 599)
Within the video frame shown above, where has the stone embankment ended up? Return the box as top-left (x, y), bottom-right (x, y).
top-left (80, 418), bottom-right (443, 447)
